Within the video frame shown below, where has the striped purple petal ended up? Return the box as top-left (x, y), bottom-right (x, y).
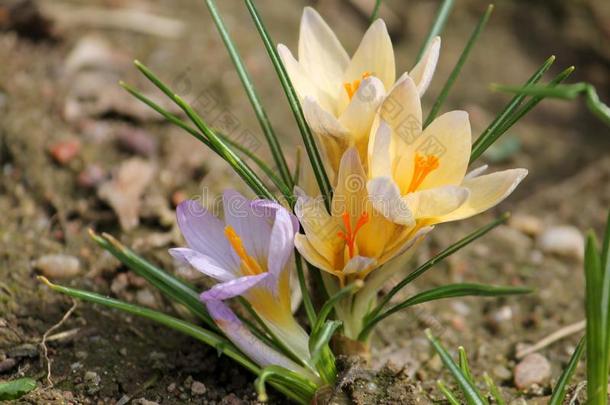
top-left (169, 247), bottom-right (235, 282)
top-left (200, 273), bottom-right (269, 301)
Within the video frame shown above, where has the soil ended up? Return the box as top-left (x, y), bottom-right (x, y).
top-left (1, 0), bottom-right (609, 404)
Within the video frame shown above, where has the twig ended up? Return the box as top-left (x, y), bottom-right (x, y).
top-left (516, 319), bottom-right (585, 359)
top-left (40, 299), bottom-right (78, 387)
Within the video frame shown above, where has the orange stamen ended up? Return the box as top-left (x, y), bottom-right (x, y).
top-left (224, 226), bottom-right (264, 276)
top-left (343, 71), bottom-right (372, 100)
top-left (407, 153), bottom-right (440, 193)
top-left (337, 211), bottom-right (370, 259)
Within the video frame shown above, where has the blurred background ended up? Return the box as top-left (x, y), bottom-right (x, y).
top-left (0, 0), bottom-right (609, 403)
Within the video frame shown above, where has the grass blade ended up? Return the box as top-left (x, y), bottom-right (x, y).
top-left (470, 55), bottom-right (555, 163)
top-left (437, 380), bottom-right (461, 405)
top-left (295, 251), bottom-right (317, 326)
top-left (370, 0), bottom-right (382, 22)
top-left (243, 0), bottom-right (333, 211)
top-left (120, 81), bottom-right (293, 203)
top-left (458, 346), bottom-right (475, 384)
top-left (203, 0), bottom-right (293, 188)
top-left (360, 283), bottom-right (531, 341)
top-left (133, 60), bottom-right (275, 200)
top-left (364, 213), bottom-right (509, 331)
top-left (426, 331), bottom-right (486, 405)
top-left (425, 4), bottom-right (493, 126)
top-left (312, 280), bottom-right (362, 336)
top-left (255, 365), bottom-right (317, 403)
top-left (415, 0), bottom-right (454, 63)
top-left (549, 336), bottom-right (584, 405)
top-left (482, 373), bottom-right (504, 405)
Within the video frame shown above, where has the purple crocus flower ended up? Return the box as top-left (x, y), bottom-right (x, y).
top-left (170, 190), bottom-right (313, 375)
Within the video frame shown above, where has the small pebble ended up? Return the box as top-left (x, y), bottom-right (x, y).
top-left (537, 225), bottom-right (584, 260)
top-left (191, 380), bottom-right (207, 396)
top-left (132, 399), bottom-right (159, 405)
top-left (514, 353), bottom-right (551, 390)
top-left (167, 383), bottom-right (176, 393)
top-left (509, 214), bottom-right (543, 236)
top-left (34, 254), bottom-right (81, 279)
top-left (77, 165), bottom-right (106, 188)
top-left (7, 343), bottom-right (38, 358)
top-left (116, 126), bottom-right (157, 157)
top-left (49, 139), bottom-right (81, 165)
top-left (492, 364), bottom-right (512, 380)
top-left (135, 289), bottom-right (157, 308)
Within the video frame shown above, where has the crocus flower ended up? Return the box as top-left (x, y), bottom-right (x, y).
top-left (367, 75), bottom-right (528, 227)
top-left (278, 7), bottom-right (440, 175)
top-left (294, 148), bottom-right (431, 284)
top-left (169, 191), bottom-right (313, 373)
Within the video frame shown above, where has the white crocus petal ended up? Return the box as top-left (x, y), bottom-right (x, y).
top-left (298, 7), bottom-right (349, 101)
top-left (465, 164), bottom-right (489, 180)
top-left (338, 76), bottom-right (386, 142)
top-left (343, 19), bottom-right (395, 92)
top-left (343, 256), bottom-right (377, 275)
top-left (169, 248), bottom-right (236, 282)
top-left (409, 36), bottom-right (441, 96)
top-left (302, 96), bottom-right (349, 139)
top-left (403, 186), bottom-right (470, 219)
top-left (295, 193), bottom-right (342, 260)
top-left (408, 110), bottom-right (471, 191)
top-left (278, 44), bottom-right (335, 113)
top-left (367, 176), bottom-right (415, 226)
top-left (332, 148), bottom-right (368, 218)
top-left (294, 234), bottom-right (336, 275)
top-left (439, 169), bottom-right (529, 222)
top-left (368, 120), bottom-right (393, 178)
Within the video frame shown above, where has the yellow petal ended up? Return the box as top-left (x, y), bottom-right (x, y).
top-left (338, 76), bottom-right (385, 144)
top-left (298, 7), bottom-right (349, 102)
top-left (332, 148), bottom-right (368, 218)
top-left (294, 234), bottom-right (336, 275)
top-left (409, 36), bottom-right (441, 96)
top-left (397, 110), bottom-right (471, 193)
top-left (278, 44), bottom-right (335, 113)
top-left (403, 186), bottom-right (469, 219)
top-left (342, 19), bottom-right (395, 100)
top-left (367, 176), bottom-right (414, 226)
top-left (294, 190), bottom-right (342, 261)
top-left (368, 120), bottom-right (393, 179)
top-left (438, 169), bottom-right (528, 222)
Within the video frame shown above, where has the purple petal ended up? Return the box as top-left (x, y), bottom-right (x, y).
top-left (176, 200), bottom-right (237, 270)
top-left (169, 248), bottom-right (235, 282)
top-left (251, 199), bottom-right (300, 234)
top-left (266, 206), bottom-right (297, 280)
top-left (200, 273), bottom-right (269, 301)
top-left (205, 300), bottom-right (308, 372)
top-left (223, 190), bottom-right (272, 265)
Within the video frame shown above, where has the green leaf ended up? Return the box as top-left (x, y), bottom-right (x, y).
top-left (255, 365), bottom-right (317, 404)
top-left (203, 0), bottom-right (293, 188)
top-left (243, 0), bottom-right (333, 211)
top-left (425, 4), bottom-right (493, 126)
top-left (295, 251), bottom-right (317, 326)
top-left (308, 320), bottom-right (341, 384)
top-left (312, 280), bottom-right (362, 337)
top-left (436, 380), bottom-right (461, 405)
top-left (361, 283), bottom-right (531, 340)
top-left (458, 346), bottom-right (475, 384)
top-left (470, 55), bottom-right (555, 163)
top-left (133, 60), bottom-right (276, 201)
top-left (426, 331), bottom-right (487, 405)
top-left (415, 0), bottom-right (454, 63)
top-left (370, 0), bottom-right (382, 23)
top-left (549, 336), bottom-right (584, 405)
top-left (361, 213), bottom-right (509, 339)
top-left (482, 373), bottom-right (504, 405)
top-left (0, 378), bottom-right (37, 401)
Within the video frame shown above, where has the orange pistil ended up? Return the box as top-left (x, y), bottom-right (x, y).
top-left (224, 226), bottom-right (264, 276)
top-left (407, 153), bottom-right (440, 193)
top-left (343, 71), bottom-right (372, 100)
top-left (337, 211), bottom-right (370, 259)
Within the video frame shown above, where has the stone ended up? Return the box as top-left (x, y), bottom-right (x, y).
top-left (509, 214), bottom-right (543, 236)
top-left (34, 254), bottom-right (81, 279)
top-left (537, 225), bottom-right (584, 260)
top-left (191, 380), bottom-right (207, 396)
top-left (514, 353), bottom-right (551, 390)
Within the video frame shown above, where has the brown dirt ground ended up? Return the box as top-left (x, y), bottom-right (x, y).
top-left (1, 0), bottom-right (609, 403)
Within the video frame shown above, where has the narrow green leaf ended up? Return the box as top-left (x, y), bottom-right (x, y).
top-left (255, 365), bottom-right (317, 403)
top-left (482, 373), bottom-right (504, 405)
top-left (549, 336), bottom-right (584, 405)
top-left (295, 251), bottom-right (317, 326)
top-left (370, 0), bottom-right (382, 22)
top-left (458, 346), bottom-right (475, 384)
top-left (426, 331), bottom-right (487, 405)
top-left (437, 380), bottom-right (461, 405)
top-left (425, 4), bottom-right (493, 126)
top-left (364, 213), bottom-right (509, 332)
top-left (309, 320), bottom-right (341, 375)
top-left (312, 280), bottom-right (362, 336)
top-left (0, 378), bottom-right (37, 401)
top-left (90, 230), bottom-right (217, 330)
top-left (470, 55), bottom-right (555, 163)
top-left (416, 0), bottom-right (454, 63)
top-left (203, 0), bottom-right (293, 188)
top-left (243, 0), bottom-right (333, 211)
top-left (491, 66), bottom-right (575, 136)
top-left (133, 60), bottom-right (275, 200)
top-left (120, 81), bottom-right (293, 203)
top-left (361, 283), bottom-right (531, 340)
